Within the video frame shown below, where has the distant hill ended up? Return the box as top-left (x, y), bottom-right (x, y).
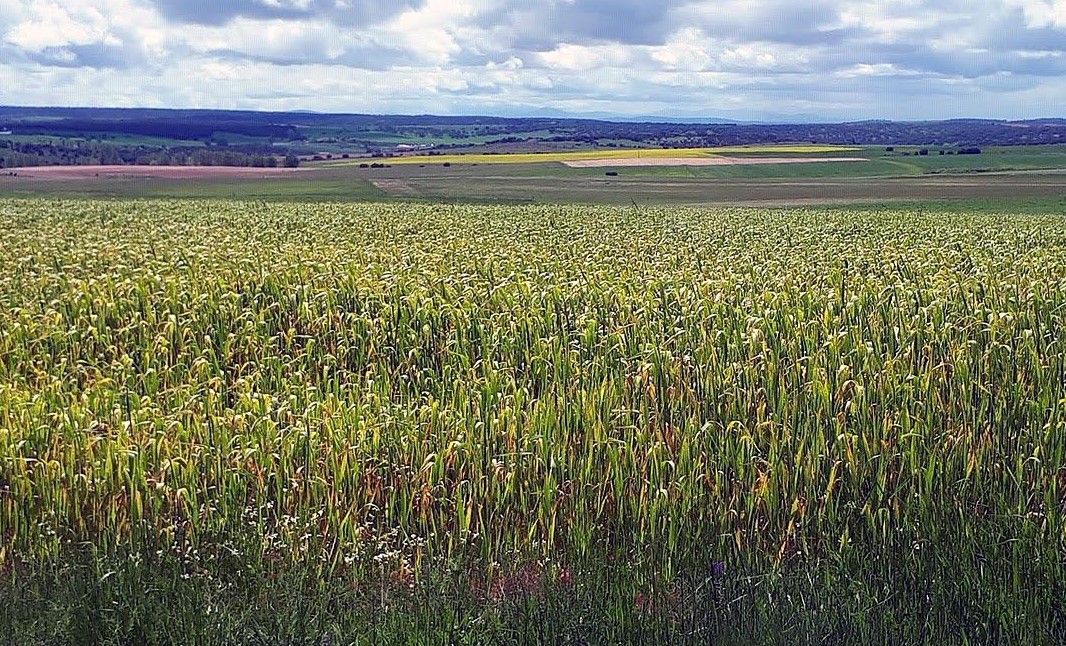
top-left (1, 105), bottom-right (1064, 170)
top-left (1, 105), bottom-right (1064, 146)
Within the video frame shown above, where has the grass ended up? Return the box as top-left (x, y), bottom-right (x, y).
top-left (1, 133), bottom-right (209, 148)
top-left (323, 145), bottom-right (864, 166)
top-left (515, 158), bottom-right (900, 180)
top-left (514, 153), bottom-right (1066, 180)
top-left (297, 126), bottom-right (570, 147)
top-left (316, 145), bottom-right (1066, 181)
top-left (4, 166), bottom-right (1065, 208)
top-left (3, 160), bottom-right (1066, 208)
top-left (0, 177), bottom-right (387, 201)
top-left (378, 169), bottom-right (1066, 207)
top-left (2, 199), bottom-right (1066, 644)
top-left (826, 195), bottom-right (1066, 215)
top-left (881, 148), bottom-right (1066, 174)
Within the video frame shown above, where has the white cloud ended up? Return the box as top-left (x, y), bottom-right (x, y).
top-left (537, 43), bottom-right (632, 71)
top-left (1006, 0), bottom-right (1066, 27)
top-left (834, 62), bottom-right (923, 78)
top-left (5, 3), bottom-right (111, 51)
top-left (649, 28), bottom-right (715, 71)
top-left (366, 0), bottom-right (495, 65)
top-left (180, 17), bottom-right (354, 62)
top-left (2, 0), bottom-right (169, 66)
top-left (259, 0), bottom-right (314, 10)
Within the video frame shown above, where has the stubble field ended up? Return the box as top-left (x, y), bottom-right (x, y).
top-left (1, 199), bottom-right (1065, 644)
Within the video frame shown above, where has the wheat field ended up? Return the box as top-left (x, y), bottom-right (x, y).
top-left (1, 199), bottom-right (1063, 644)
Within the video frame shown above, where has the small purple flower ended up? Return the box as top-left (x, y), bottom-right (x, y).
top-left (711, 561), bottom-right (726, 579)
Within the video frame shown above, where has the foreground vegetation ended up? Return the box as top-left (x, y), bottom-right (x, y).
top-left (1, 200), bottom-right (1065, 644)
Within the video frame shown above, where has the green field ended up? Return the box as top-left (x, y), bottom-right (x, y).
top-left (324, 145), bottom-right (863, 166)
top-left (0, 175), bottom-right (389, 202)
top-left (5, 162), bottom-right (1066, 210)
top-left (1, 133), bottom-right (210, 148)
top-left (2, 199), bottom-right (1065, 644)
top-left (2, 144), bottom-right (1066, 209)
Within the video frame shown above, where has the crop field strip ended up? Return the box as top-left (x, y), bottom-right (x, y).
top-left (5, 145), bottom-right (1066, 207)
top-left (1, 200), bottom-right (1065, 643)
top-left (379, 169), bottom-right (1066, 206)
top-left (6, 168), bottom-right (1063, 208)
top-left (322, 145), bottom-right (864, 166)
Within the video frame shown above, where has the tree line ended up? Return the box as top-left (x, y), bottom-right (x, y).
top-left (0, 140), bottom-right (297, 169)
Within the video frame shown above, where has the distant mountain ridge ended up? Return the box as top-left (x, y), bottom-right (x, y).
top-left (1, 104), bottom-right (1063, 129)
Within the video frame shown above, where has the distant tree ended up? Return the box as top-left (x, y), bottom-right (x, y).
top-left (283, 153), bottom-right (300, 168)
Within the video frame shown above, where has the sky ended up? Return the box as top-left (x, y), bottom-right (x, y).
top-left (1, 0), bottom-right (1065, 122)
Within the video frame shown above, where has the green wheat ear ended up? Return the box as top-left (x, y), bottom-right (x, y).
top-left (0, 198), bottom-right (1063, 643)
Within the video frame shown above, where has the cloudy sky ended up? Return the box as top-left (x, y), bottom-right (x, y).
top-left (1, 0), bottom-right (1065, 121)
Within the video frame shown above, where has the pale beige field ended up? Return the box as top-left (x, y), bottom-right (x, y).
top-left (561, 156), bottom-right (868, 168)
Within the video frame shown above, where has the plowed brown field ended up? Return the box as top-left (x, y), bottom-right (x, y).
top-left (6, 165), bottom-right (307, 180)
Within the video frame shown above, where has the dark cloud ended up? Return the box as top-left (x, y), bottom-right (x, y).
top-left (811, 28), bottom-right (1066, 81)
top-left (977, 8), bottom-right (1066, 52)
top-left (987, 25), bottom-right (1066, 51)
top-left (148, 0), bottom-right (423, 26)
top-left (476, 0), bottom-right (694, 50)
top-left (886, 48), bottom-right (1066, 79)
top-left (685, 1), bottom-right (857, 46)
top-left (538, 0), bottom-right (683, 44)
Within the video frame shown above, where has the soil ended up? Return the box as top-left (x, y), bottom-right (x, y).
top-left (5, 165), bottom-right (310, 180)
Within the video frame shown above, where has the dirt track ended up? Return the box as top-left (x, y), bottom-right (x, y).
top-left (5, 165), bottom-right (309, 180)
top-left (562, 157), bottom-right (867, 168)
top-left (370, 178), bottom-right (416, 195)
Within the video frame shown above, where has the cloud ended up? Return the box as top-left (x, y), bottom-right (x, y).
top-left (5, 4), bottom-right (114, 52)
top-left (2, 1), bottom-right (167, 69)
top-left (1005, 0), bottom-right (1066, 27)
top-left (146, 0), bottom-right (424, 26)
top-left (0, 0), bottom-right (1064, 120)
top-left (678, 0), bottom-right (856, 46)
top-left (178, 17), bottom-right (386, 66)
top-left (473, 0), bottom-right (690, 51)
top-left (25, 43), bottom-right (138, 68)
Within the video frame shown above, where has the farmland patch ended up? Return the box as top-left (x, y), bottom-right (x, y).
top-left (561, 156), bottom-right (868, 167)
